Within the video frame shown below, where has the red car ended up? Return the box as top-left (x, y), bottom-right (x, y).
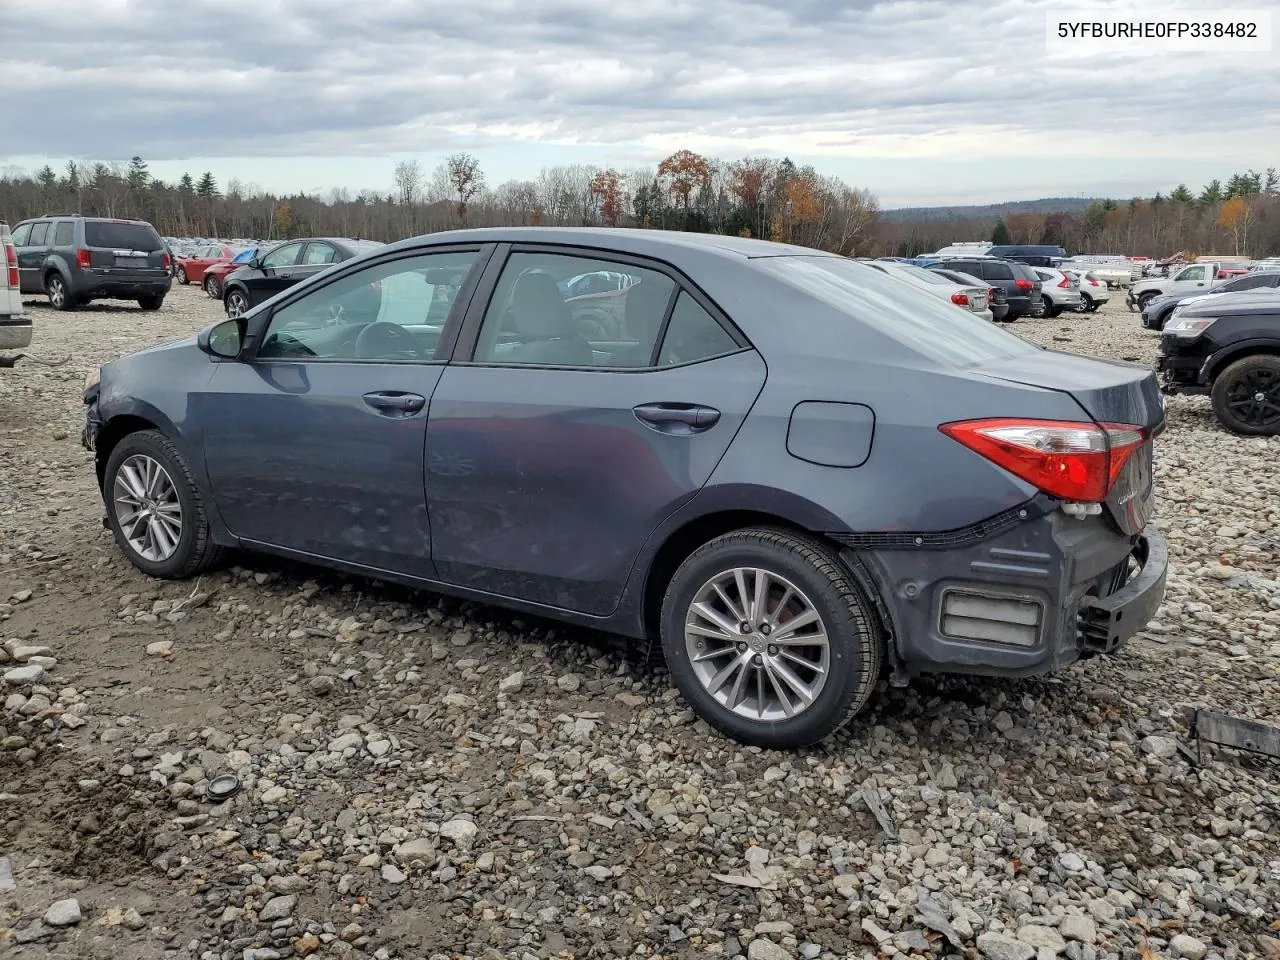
top-left (200, 246), bottom-right (260, 299)
top-left (175, 244), bottom-right (241, 287)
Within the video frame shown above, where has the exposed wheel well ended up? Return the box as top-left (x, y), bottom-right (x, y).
top-left (641, 510), bottom-right (811, 638)
top-left (1208, 346), bottom-right (1280, 383)
top-left (94, 415), bottom-right (159, 488)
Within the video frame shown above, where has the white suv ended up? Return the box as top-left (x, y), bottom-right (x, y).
top-left (0, 222), bottom-right (32, 364)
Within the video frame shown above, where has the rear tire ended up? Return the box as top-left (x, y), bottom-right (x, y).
top-left (138, 295), bottom-right (164, 311)
top-left (46, 274), bottom-right (75, 311)
top-left (659, 527), bottom-right (883, 748)
top-left (1210, 355), bottom-right (1280, 436)
top-left (103, 430), bottom-right (226, 579)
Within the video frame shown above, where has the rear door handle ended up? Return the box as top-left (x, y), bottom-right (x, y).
top-left (362, 391), bottom-right (426, 416)
top-left (633, 402), bottom-right (721, 433)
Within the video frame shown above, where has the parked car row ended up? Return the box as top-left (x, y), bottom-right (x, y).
top-left (1140, 268), bottom-right (1280, 330)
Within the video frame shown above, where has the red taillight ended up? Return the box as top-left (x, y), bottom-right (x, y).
top-left (1089, 278), bottom-right (1100, 287)
top-left (75, 249), bottom-right (92, 269)
top-left (988, 287), bottom-right (998, 302)
top-left (162, 252), bottom-right (172, 271)
top-left (4, 242), bottom-right (17, 288)
top-left (939, 418), bottom-right (1148, 502)
top-left (1014, 278), bottom-right (1033, 290)
top-left (950, 292), bottom-right (969, 306)
top-left (1057, 274), bottom-right (1070, 288)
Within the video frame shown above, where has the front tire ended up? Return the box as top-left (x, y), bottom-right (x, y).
top-left (103, 430), bottom-right (226, 579)
top-left (176, 266), bottom-right (188, 285)
top-left (1137, 291), bottom-right (1158, 312)
top-left (46, 274), bottom-right (74, 311)
top-left (660, 528), bottom-right (882, 748)
top-left (204, 275), bottom-right (221, 299)
top-left (138, 294), bottom-right (164, 311)
top-left (1211, 355), bottom-right (1280, 436)
top-left (225, 288), bottom-right (249, 318)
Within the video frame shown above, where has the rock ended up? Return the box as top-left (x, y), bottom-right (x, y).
top-left (1169, 935), bottom-right (1207, 960)
top-left (936, 760), bottom-right (958, 789)
top-left (43, 898), bottom-right (82, 926)
top-left (396, 838), bottom-right (436, 860)
top-left (258, 894), bottom-right (297, 921)
top-left (308, 675), bottom-right (335, 696)
top-left (755, 921), bottom-right (794, 935)
top-left (800, 945), bottom-right (822, 960)
top-left (584, 865), bottom-right (612, 881)
top-left (294, 933), bottom-right (322, 957)
top-left (977, 932), bottom-right (1035, 960)
top-left (1056, 852), bottom-right (1086, 873)
top-left (381, 864), bottom-right (407, 884)
top-left (366, 738), bottom-right (391, 757)
top-left (498, 670), bottom-right (524, 694)
top-left (442, 692), bottom-right (474, 708)
top-left (145, 640), bottom-right (173, 657)
top-left (439, 818), bottom-right (477, 850)
top-left (1087, 899), bottom-right (1117, 922)
top-left (11, 589), bottom-right (33, 602)
top-left (1059, 915), bottom-right (1096, 944)
top-left (747, 939), bottom-right (791, 960)
top-left (4, 665), bottom-right (44, 685)
top-left (243, 950), bottom-right (282, 960)
top-left (1257, 935), bottom-right (1280, 958)
top-left (557, 673), bottom-right (581, 692)
top-left (1140, 735), bottom-right (1179, 759)
top-left (121, 907), bottom-right (147, 931)
top-left (327, 731), bottom-right (363, 752)
top-left (340, 922), bottom-right (364, 942)
top-left (9, 645), bottom-right (52, 662)
top-left (260, 786), bottom-right (287, 804)
top-left (1017, 925), bottom-right (1066, 954)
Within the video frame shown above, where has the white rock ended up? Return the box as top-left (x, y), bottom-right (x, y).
top-left (556, 673), bottom-right (581, 692)
top-left (257, 894), bottom-right (296, 921)
top-left (1016, 925), bottom-right (1066, 954)
top-left (381, 864), bottom-right (406, 884)
top-left (1169, 934), bottom-right (1207, 960)
top-left (977, 933), bottom-right (1034, 960)
top-left (396, 838), bottom-right (436, 860)
top-left (4, 665), bottom-right (43, 685)
top-left (747, 939), bottom-right (791, 960)
top-left (9, 645), bottom-right (52, 662)
top-left (498, 671), bottom-right (525, 694)
top-left (1059, 915), bottom-right (1097, 943)
top-left (145, 640), bottom-right (173, 656)
top-left (260, 786), bottom-right (287, 804)
top-left (1141, 735), bottom-right (1180, 759)
top-left (44, 898), bottom-right (82, 926)
top-left (439, 818), bottom-right (477, 850)
top-left (328, 732), bottom-right (363, 752)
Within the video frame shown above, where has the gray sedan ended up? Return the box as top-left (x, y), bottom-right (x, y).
top-left (82, 228), bottom-right (1168, 748)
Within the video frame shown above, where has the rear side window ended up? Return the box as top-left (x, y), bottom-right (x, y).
top-left (984, 262), bottom-right (1014, 280)
top-left (757, 256), bottom-right (1036, 367)
top-left (54, 222), bottom-right (74, 246)
top-left (84, 222), bottom-right (162, 251)
top-left (657, 292), bottom-right (740, 366)
top-left (28, 222), bottom-right (50, 245)
top-left (1224, 274), bottom-right (1271, 291)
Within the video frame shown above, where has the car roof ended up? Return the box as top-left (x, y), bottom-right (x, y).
top-left (385, 226), bottom-right (839, 261)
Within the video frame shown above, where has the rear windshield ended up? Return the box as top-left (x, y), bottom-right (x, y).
top-left (347, 240), bottom-right (386, 254)
top-left (84, 222), bottom-right (163, 251)
top-left (757, 256), bottom-right (1037, 367)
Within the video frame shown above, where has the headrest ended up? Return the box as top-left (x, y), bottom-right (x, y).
top-left (509, 271), bottom-right (571, 339)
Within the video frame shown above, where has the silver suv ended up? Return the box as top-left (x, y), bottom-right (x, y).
top-left (11, 215), bottom-right (172, 311)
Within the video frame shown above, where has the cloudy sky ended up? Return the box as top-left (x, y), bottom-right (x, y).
top-left (3, 0), bottom-right (1278, 206)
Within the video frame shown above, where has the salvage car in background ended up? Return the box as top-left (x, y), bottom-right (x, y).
top-left (221, 237), bottom-right (385, 317)
top-left (1061, 269), bottom-right (1110, 312)
top-left (1141, 269), bottom-right (1280, 331)
top-left (1032, 268), bottom-right (1082, 318)
top-left (176, 244), bottom-right (243, 286)
top-left (863, 259), bottom-right (992, 321)
top-left (1157, 290), bottom-right (1280, 435)
top-left (82, 228), bottom-right (1167, 748)
top-left (1127, 261), bottom-right (1231, 312)
top-left (930, 267), bottom-right (1009, 322)
top-left (203, 246), bottom-right (261, 299)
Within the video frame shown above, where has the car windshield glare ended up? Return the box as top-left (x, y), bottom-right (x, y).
top-left (758, 256), bottom-right (1037, 367)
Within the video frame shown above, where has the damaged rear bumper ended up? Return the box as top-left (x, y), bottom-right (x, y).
top-left (836, 504), bottom-right (1168, 679)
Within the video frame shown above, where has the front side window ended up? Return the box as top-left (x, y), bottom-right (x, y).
top-left (1224, 274), bottom-right (1268, 292)
top-left (10, 223), bottom-right (31, 246)
top-left (1178, 266), bottom-right (1206, 281)
top-left (261, 243), bottom-right (302, 269)
top-left (757, 255), bottom-right (1037, 367)
top-left (257, 250), bottom-right (478, 362)
top-left (472, 251), bottom-right (677, 368)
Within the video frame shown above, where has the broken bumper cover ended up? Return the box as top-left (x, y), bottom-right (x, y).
top-left (82, 386), bottom-right (101, 452)
top-left (837, 506), bottom-right (1169, 679)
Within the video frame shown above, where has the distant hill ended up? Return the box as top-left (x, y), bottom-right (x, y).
top-left (882, 197), bottom-right (1103, 221)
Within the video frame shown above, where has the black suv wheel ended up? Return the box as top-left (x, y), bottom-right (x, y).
top-left (1211, 355), bottom-right (1280, 436)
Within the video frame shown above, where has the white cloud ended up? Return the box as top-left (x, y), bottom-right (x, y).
top-left (1, 0), bottom-right (1277, 199)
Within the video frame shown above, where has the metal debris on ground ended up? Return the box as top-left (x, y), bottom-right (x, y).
top-left (1187, 708), bottom-right (1280, 760)
top-left (860, 785), bottom-right (899, 840)
top-left (0, 856), bottom-right (14, 891)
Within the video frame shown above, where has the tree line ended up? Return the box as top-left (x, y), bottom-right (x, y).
top-left (2, 154), bottom-right (1278, 259)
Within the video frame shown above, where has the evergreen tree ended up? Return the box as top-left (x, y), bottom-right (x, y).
top-left (991, 219), bottom-right (1010, 244)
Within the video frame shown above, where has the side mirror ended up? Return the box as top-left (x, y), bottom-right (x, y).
top-left (198, 318), bottom-right (245, 359)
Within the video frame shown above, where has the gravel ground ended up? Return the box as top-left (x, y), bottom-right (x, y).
top-left (1, 284), bottom-right (1277, 960)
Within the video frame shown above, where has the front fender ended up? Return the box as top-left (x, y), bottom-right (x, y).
top-left (1202, 339), bottom-right (1280, 382)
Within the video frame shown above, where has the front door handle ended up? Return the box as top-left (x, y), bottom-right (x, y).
top-left (362, 391), bottom-right (426, 416)
top-left (633, 402), bottom-right (721, 434)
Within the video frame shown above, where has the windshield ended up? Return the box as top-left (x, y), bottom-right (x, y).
top-left (84, 222), bottom-right (163, 251)
top-left (758, 256), bottom-right (1037, 367)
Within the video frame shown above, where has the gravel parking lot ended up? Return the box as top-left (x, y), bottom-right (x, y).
top-left (1, 284), bottom-right (1277, 960)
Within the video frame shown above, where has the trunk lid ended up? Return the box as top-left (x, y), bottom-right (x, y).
top-left (972, 350), bottom-right (1164, 534)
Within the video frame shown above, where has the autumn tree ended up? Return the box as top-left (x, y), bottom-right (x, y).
top-left (728, 157), bottom-right (774, 237)
top-left (1217, 195), bottom-right (1256, 255)
top-left (657, 149), bottom-right (711, 225)
top-left (588, 169), bottom-right (626, 227)
top-left (445, 153), bottom-right (484, 225)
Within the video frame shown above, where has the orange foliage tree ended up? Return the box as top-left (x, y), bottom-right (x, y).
top-left (1216, 194), bottom-right (1254, 254)
top-left (728, 157), bottom-right (774, 236)
top-left (657, 149), bottom-right (711, 221)
top-left (588, 169), bottom-right (627, 227)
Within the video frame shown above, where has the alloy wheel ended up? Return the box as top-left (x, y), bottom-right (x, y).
top-left (48, 277), bottom-right (65, 308)
top-left (226, 291), bottom-right (248, 318)
top-left (684, 567), bottom-right (830, 722)
top-left (1225, 368), bottom-right (1280, 429)
top-left (112, 454), bottom-right (183, 562)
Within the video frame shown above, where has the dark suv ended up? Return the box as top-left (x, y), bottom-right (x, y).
top-left (933, 258), bottom-right (1044, 320)
top-left (11, 215), bottom-right (172, 311)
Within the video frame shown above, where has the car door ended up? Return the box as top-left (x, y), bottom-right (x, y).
top-left (246, 241), bottom-right (305, 306)
top-left (425, 245), bottom-right (767, 616)
top-left (15, 221), bottom-right (50, 293)
top-left (198, 245), bottom-right (488, 575)
top-left (1169, 264), bottom-right (1208, 293)
top-left (294, 241), bottom-right (342, 284)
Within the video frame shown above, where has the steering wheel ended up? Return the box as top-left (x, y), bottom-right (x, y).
top-left (353, 322), bottom-right (423, 360)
